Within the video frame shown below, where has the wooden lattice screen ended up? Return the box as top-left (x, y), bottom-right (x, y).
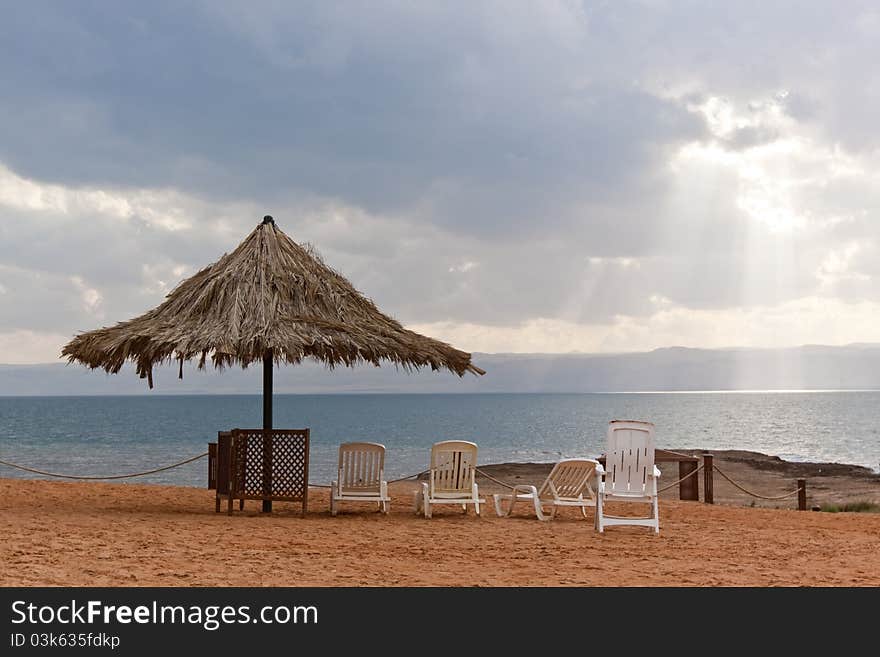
top-left (208, 442), bottom-right (217, 490)
top-left (213, 428), bottom-right (310, 515)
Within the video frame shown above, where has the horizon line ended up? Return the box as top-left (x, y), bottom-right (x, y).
top-left (4, 340), bottom-right (880, 367)
top-left (2, 388), bottom-right (879, 398)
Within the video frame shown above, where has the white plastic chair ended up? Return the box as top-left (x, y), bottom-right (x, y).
top-left (330, 442), bottom-right (390, 516)
top-left (492, 458), bottom-right (600, 521)
top-left (414, 440), bottom-right (484, 518)
top-left (596, 420), bottom-right (660, 533)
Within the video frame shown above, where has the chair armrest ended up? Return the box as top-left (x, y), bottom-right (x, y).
top-left (594, 463), bottom-right (606, 475)
top-left (651, 465), bottom-right (661, 478)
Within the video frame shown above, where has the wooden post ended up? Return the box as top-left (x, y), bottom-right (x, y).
top-left (678, 460), bottom-right (699, 501)
top-left (797, 478), bottom-right (806, 511)
top-left (702, 452), bottom-right (714, 504)
top-left (207, 442), bottom-right (217, 490)
top-left (262, 349), bottom-right (273, 513)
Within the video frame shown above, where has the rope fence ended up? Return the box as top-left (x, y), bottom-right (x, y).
top-left (258, 461), bottom-right (808, 510)
top-left (657, 463), bottom-right (704, 493)
top-left (479, 460), bottom-right (805, 506)
top-left (0, 453), bottom-right (431, 488)
top-left (309, 470), bottom-right (429, 489)
top-left (474, 467), bottom-right (517, 489)
top-left (711, 464), bottom-right (804, 500)
top-left (0, 453), bottom-right (809, 509)
top-left (477, 459), bottom-right (808, 508)
top-left (0, 453), bottom-right (208, 480)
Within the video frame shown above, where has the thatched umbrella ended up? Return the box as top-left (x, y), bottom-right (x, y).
top-left (62, 215), bottom-right (484, 510)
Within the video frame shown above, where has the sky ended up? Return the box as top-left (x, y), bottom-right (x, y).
top-left (1, 1), bottom-right (879, 363)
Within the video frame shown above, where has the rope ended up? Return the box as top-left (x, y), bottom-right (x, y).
top-left (388, 469), bottom-right (428, 484)
top-left (0, 452), bottom-right (427, 489)
top-left (474, 467), bottom-right (518, 489)
top-left (0, 454), bottom-right (804, 502)
top-left (477, 464), bottom-right (710, 493)
top-left (712, 464), bottom-right (804, 500)
top-left (474, 465), bottom-right (698, 492)
top-left (0, 453), bottom-right (208, 481)
top-left (309, 469), bottom-right (428, 488)
top-left (472, 459), bottom-right (803, 501)
top-left (310, 467), bottom-right (518, 489)
top-left (296, 464), bottom-right (807, 502)
top-left (657, 463), bottom-right (704, 493)
top-left (309, 469), bottom-right (430, 488)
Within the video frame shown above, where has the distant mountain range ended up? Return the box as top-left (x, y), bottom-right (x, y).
top-left (2, 344), bottom-right (880, 395)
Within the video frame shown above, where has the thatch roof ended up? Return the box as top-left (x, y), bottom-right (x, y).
top-left (62, 217), bottom-right (485, 387)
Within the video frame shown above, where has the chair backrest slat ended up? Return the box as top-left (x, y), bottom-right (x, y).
top-left (337, 442), bottom-right (385, 492)
top-left (606, 420), bottom-right (655, 495)
top-left (538, 458), bottom-right (598, 500)
top-left (430, 440), bottom-right (478, 494)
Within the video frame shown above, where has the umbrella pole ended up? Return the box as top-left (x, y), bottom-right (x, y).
top-left (262, 349), bottom-right (273, 513)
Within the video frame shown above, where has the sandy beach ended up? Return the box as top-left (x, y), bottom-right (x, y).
top-left (2, 450), bottom-right (878, 587)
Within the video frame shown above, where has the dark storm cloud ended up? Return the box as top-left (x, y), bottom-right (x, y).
top-left (0, 1), bottom-right (704, 237)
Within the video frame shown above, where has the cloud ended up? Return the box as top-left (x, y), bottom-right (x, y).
top-left (0, 2), bottom-right (703, 237)
top-left (411, 296), bottom-right (880, 354)
top-left (0, 330), bottom-right (74, 364)
top-left (1, 2), bottom-right (879, 363)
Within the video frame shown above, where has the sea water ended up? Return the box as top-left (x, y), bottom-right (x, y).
top-left (0, 391), bottom-right (878, 486)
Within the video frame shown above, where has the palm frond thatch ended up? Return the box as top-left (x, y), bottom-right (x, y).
top-left (61, 218), bottom-right (485, 387)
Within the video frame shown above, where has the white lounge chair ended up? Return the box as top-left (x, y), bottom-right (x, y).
top-left (414, 440), bottom-right (484, 518)
top-left (492, 458), bottom-right (600, 521)
top-left (330, 442), bottom-right (390, 516)
top-left (596, 420), bottom-right (660, 533)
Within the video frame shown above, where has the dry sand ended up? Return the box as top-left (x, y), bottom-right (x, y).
top-left (2, 450), bottom-right (878, 587)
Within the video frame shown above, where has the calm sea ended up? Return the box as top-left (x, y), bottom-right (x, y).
top-left (1, 392), bottom-right (878, 486)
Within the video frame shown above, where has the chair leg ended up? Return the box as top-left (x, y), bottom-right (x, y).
top-left (239, 498), bottom-right (244, 511)
top-left (533, 498), bottom-right (548, 521)
top-left (421, 483), bottom-right (431, 518)
top-left (330, 495), bottom-right (337, 517)
top-left (227, 496), bottom-right (233, 516)
top-left (215, 495), bottom-right (220, 513)
top-left (493, 494), bottom-right (508, 517)
top-left (596, 497), bottom-right (604, 532)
